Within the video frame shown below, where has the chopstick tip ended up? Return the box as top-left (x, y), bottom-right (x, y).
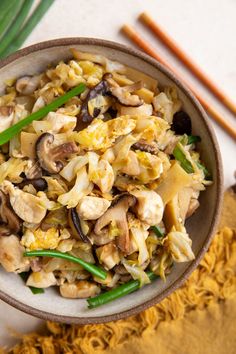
top-left (139, 11), bottom-right (151, 23)
top-left (121, 24), bottom-right (135, 37)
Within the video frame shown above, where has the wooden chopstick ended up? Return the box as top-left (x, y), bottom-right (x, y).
top-left (121, 24), bottom-right (236, 140)
top-left (139, 12), bottom-right (236, 116)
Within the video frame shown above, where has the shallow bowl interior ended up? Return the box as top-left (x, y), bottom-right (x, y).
top-left (0, 38), bottom-right (223, 324)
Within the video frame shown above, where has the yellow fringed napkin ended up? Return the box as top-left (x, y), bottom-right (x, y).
top-left (4, 187), bottom-right (236, 354)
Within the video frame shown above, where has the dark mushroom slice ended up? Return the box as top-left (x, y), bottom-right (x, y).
top-left (94, 194), bottom-right (136, 254)
top-left (35, 133), bottom-right (78, 173)
top-left (132, 139), bottom-right (159, 154)
top-left (104, 74), bottom-right (144, 107)
top-left (25, 161), bottom-right (43, 179)
top-left (114, 264), bottom-right (129, 275)
top-left (68, 208), bottom-right (90, 243)
top-left (78, 75), bottom-right (111, 124)
top-left (172, 111), bottom-right (192, 135)
top-left (17, 178), bottom-right (47, 191)
top-left (0, 191), bottom-right (22, 236)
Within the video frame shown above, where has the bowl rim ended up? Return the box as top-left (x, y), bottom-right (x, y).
top-left (0, 37), bottom-right (223, 324)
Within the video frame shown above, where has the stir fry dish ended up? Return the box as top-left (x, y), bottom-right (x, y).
top-left (0, 49), bottom-right (212, 308)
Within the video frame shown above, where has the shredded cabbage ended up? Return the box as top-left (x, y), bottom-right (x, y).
top-left (122, 259), bottom-right (150, 287)
top-left (167, 230), bottom-right (195, 262)
top-left (58, 167), bottom-right (93, 208)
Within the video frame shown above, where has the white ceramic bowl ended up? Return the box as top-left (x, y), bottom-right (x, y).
top-left (0, 38), bottom-right (223, 324)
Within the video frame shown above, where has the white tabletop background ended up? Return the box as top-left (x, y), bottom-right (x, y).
top-left (0, 0), bottom-right (235, 348)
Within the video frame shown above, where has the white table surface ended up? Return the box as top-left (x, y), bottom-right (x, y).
top-left (0, 0), bottom-right (235, 348)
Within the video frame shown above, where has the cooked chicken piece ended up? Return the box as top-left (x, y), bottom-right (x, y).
top-left (120, 151), bottom-right (140, 176)
top-left (96, 243), bottom-right (120, 269)
top-left (26, 270), bottom-right (57, 288)
top-left (93, 159), bottom-right (115, 194)
top-left (131, 190), bottom-right (164, 225)
top-left (2, 181), bottom-right (46, 224)
top-left (0, 106), bottom-right (14, 132)
top-left (0, 235), bottom-right (30, 273)
top-left (76, 196), bottom-right (111, 220)
top-left (60, 280), bottom-right (100, 298)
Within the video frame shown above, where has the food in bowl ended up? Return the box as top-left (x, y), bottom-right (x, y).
top-left (0, 49), bottom-right (212, 308)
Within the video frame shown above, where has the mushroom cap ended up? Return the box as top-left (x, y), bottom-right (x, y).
top-left (0, 191), bottom-right (22, 236)
top-left (36, 133), bottom-right (78, 173)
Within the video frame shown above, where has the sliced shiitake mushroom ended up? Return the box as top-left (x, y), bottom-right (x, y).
top-left (0, 191), bottom-right (22, 236)
top-left (132, 139), bottom-right (159, 155)
top-left (172, 111), bottom-right (192, 135)
top-left (104, 74), bottom-right (144, 107)
top-left (94, 194), bottom-right (136, 254)
top-left (35, 133), bottom-right (78, 173)
top-left (17, 178), bottom-right (47, 191)
top-left (79, 75), bottom-right (111, 123)
top-left (25, 161), bottom-right (42, 179)
top-left (68, 208), bottom-right (90, 243)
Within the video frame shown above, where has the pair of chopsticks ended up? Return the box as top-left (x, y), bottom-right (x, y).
top-left (0, 0), bottom-right (54, 60)
top-left (122, 12), bottom-right (236, 140)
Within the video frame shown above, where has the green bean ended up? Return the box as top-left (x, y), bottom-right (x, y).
top-left (196, 162), bottom-right (212, 180)
top-left (187, 135), bottom-right (201, 145)
top-left (0, 0), bottom-right (23, 40)
top-left (173, 145), bottom-right (194, 173)
top-left (87, 271), bottom-right (158, 309)
top-left (150, 225), bottom-right (165, 238)
top-left (30, 286), bottom-right (45, 294)
top-left (0, 83), bottom-right (86, 146)
top-left (24, 250), bottom-right (107, 280)
top-left (0, 0), bottom-right (34, 57)
top-left (1, 0), bottom-right (55, 58)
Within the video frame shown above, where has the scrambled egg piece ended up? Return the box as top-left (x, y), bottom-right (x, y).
top-left (136, 151), bottom-right (163, 183)
top-left (74, 116), bottom-right (136, 151)
top-left (21, 228), bottom-right (60, 250)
